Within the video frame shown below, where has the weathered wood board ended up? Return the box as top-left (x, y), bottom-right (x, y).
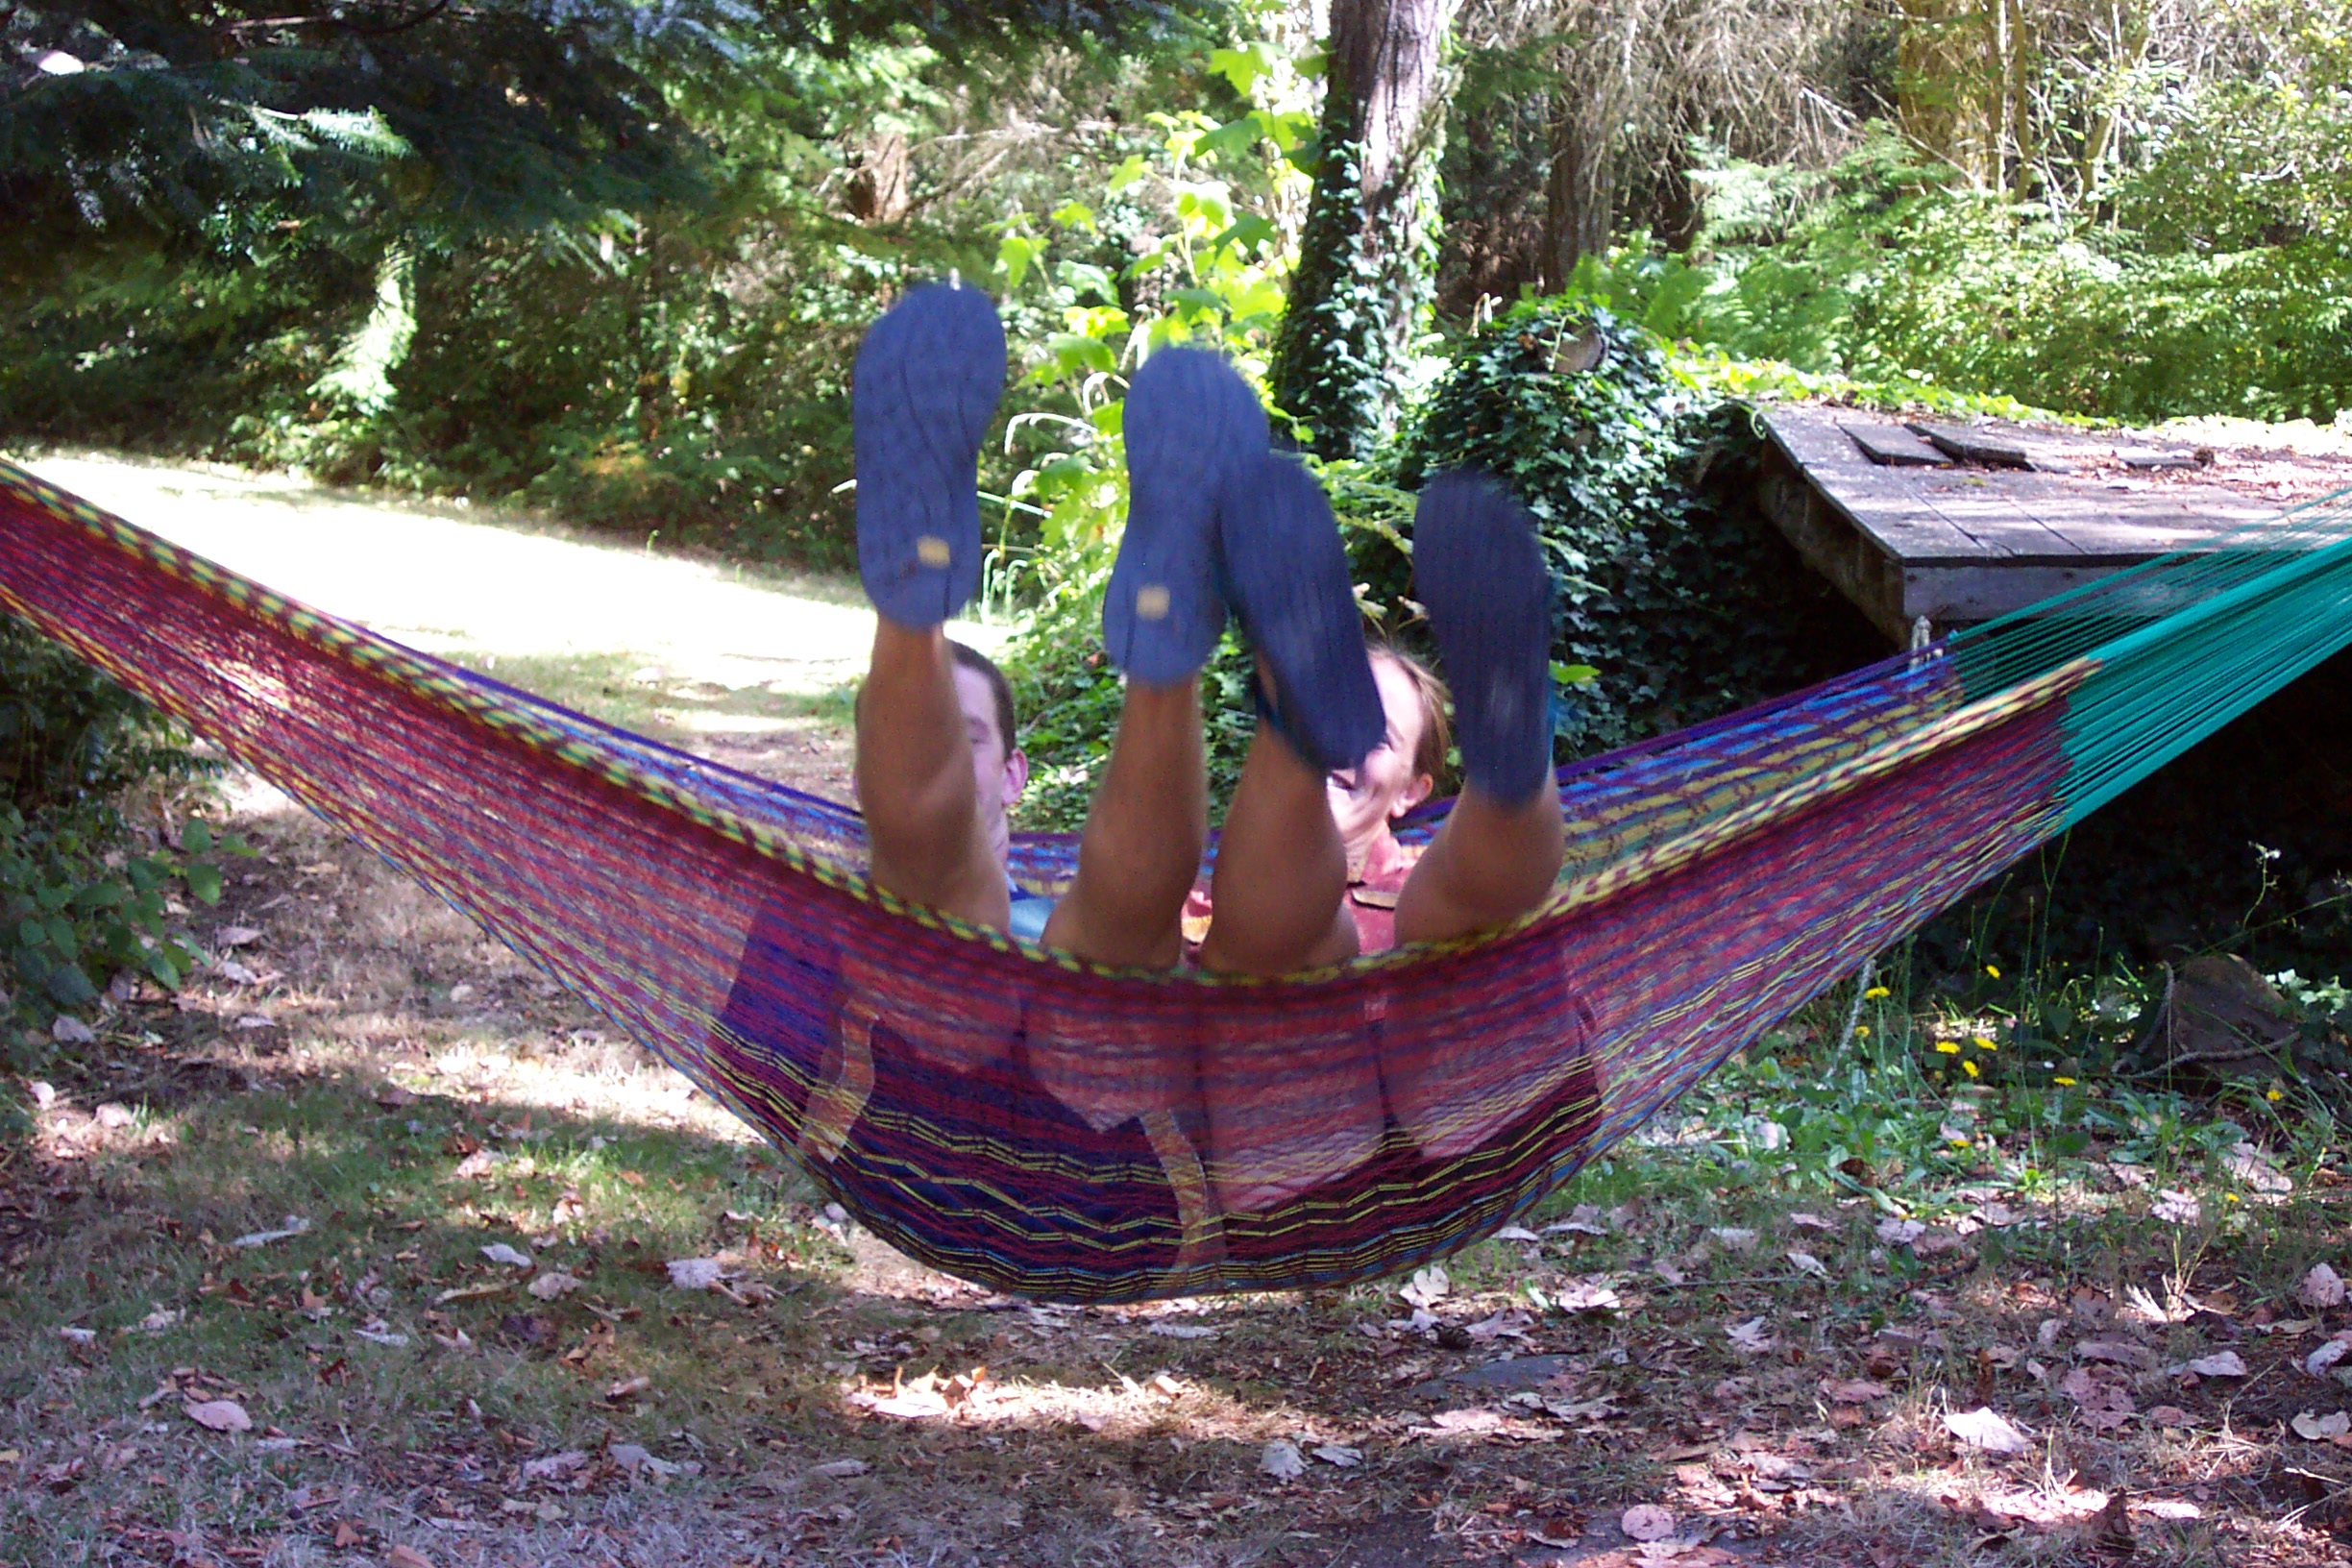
top-left (1756, 404), bottom-right (2291, 642)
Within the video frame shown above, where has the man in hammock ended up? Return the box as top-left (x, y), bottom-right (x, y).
top-left (852, 281), bottom-right (1565, 974)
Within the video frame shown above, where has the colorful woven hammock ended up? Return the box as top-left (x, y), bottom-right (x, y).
top-left (4, 453), bottom-right (2349, 1303)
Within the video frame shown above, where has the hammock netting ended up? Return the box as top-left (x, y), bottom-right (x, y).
top-left (4, 453), bottom-right (2350, 1303)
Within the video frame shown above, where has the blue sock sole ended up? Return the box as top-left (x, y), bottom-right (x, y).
top-left (1413, 470), bottom-right (1555, 803)
top-left (1106, 348), bottom-right (1267, 684)
top-left (1218, 453), bottom-right (1383, 773)
top-left (854, 282), bottom-right (1005, 627)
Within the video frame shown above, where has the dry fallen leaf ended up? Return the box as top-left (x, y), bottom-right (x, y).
top-left (2306, 1335), bottom-right (2352, 1377)
top-left (1946, 1407), bottom-right (2032, 1454)
top-left (527, 1272), bottom-right (581, 1301)
top-left (1787, 1249), bottom-right (1829, 1280)
top-left (1146, 1322), bottom-right (1215, 1340)
top-left (480, 1243), bottom-right (533, 1269)
top-left (2293, 1410), bottom-right (2351, 1440)
top-left (230, 1215), bottom-right (310, 1249)
top-left (1821, 1378), bottom-right (1889, 1405)
top-left (183, 1399), bottom-right (251, 1433)
top-left (1725, 1316), bottom-right (1774, 1353)
top-left (2076, 1340), bottom-right (2154, 1369)
top-left (1620, 1504), bottom-right (1678, 1541)
top-left (1874, 1217), bottom-right (1925, 1246)
top-left (2305, 1263), bottom-right (2347, 1309)
top-left (215, 925), bottom-right (264, 947)
top-left (1260, 1439), bottom-right (1306, 1481)
top-left (666, 1258), bottom-right (725, 1290)
top-left (1555, 1278), bottom-right (1623, 1312)
top-left (2179, 1351), bottom-right (2247, 1379)
top-left (384, 1547), bottom-right (435, 1568)
top-left (331, 1519), bottom-right (362, 1548)
top-left (1398, 1265), bottom-right (1450, 1308)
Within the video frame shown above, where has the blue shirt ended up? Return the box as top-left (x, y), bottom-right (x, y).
top-left (1008, 881), bottom-right (1056, 943)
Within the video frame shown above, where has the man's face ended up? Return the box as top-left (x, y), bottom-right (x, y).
top-left (952, 663), bottom-right (1027, 824)
top-left (1325, 653), bottom-right (1433, 850)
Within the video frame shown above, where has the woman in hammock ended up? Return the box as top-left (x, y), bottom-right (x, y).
top-left (853, 281), bottom-right (1565, 973)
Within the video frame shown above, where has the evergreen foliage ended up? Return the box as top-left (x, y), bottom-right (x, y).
top-left (1386, 298), bottom-right (1878, 758)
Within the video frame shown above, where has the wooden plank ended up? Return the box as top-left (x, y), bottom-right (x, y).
top-left (1901, 561), bottom-right (2153, 625)
top-left (1761, 407), bottom-right (2003, 562)
top-left (1948, 470), bottom-right (2274, 556)
top-left (1757, 401), bottom-right (2294, 636)
top-left (2117, 448), bottom-right (2202, 471)
top-left (1911, 476), bottom-right (2105, 562)
top-left (1842, 422), bottom-right (1950, 468)
top-left (1909, 422), bottom-right (2031, 469)
top-left (1754, 439), bottom-right (1910, 642)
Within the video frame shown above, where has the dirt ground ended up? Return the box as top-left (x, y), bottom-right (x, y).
top-left (5, 454), bottom-right (2352, 1566)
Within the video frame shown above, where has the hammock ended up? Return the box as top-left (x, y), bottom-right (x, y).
top-left (4, 453), bottom-right (2350, 1303)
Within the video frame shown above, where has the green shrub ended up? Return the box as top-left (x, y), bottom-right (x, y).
top-left (1388, 298), bottom-right (1879, 758)
top-left (1592, 128), bottom-right (2352, 426)
top-left (0, 618), bottom-right (223, 1080)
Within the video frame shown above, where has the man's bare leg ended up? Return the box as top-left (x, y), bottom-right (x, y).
top-left (1199, 724), bottom-right (1358, 974)
top-left (855, 621), bottom-right (1010, 930)
top-left (1392, 784), bottom-right (1564, 945)
top-left (1039, 681), bottom-right (1207, 969)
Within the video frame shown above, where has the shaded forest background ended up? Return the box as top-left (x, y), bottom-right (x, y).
top-left (2, 0), bottom-right (2350, 1064)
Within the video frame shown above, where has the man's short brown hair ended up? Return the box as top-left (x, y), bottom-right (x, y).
top-left (948, 640), bottom-right (1018, 757)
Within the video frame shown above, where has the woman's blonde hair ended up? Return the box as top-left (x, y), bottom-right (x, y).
top-left (1368, 643), bottom-right (1452, 791)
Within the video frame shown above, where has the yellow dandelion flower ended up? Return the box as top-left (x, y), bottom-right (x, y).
top-left (2053, 1075), bottom-right (2077, 1086)
top-left (1934, 1041), bottom-right (1960, 1055)
top-left (1985, 964), bottom-right (2001, 979)
top-left (2225, 1192), bottom-right (2241, 1203)
top-left (2267, 1089), bottom-right (2285, 1102)
top-left (1962, 1059), bottom-right (1980, 1078)
top-left (1855, 1025), bottom-right (1871, 1039)
top-left (1972, 1036), bottom-right (1997, 1050)
top-left (1864, 986), bottom-right (1891, 999)
top-left (1948, 1136), bottom-right (1971, 1148)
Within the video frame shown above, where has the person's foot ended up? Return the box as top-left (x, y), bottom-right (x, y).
top-left (1106, 347), bottom-right (1268, 684)
top-left (853, 281), bottom-right (1006, 627)
top-left (1216, 453), bottom-right (1384, 773)
top-left (1413, 469), bottom-right (1555, 803)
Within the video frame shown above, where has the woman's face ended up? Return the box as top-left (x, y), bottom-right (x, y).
top-left (1325, 654), bottom-right (1433, 852)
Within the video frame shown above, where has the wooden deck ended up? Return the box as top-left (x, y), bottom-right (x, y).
top-left (1752, 404), bottom-right (2344, 643)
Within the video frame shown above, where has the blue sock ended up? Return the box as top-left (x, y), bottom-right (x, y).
top-left (853, 282), bottom-right (1005, 627)
top-left (1105, 348), bottom-right (1267, 683)
top-left (1414, 470), bottom-right (1555, 804)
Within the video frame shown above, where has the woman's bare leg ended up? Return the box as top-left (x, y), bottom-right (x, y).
top-left (855, 620), bottom-right (1010, 930)
top-left (1392, 784), bottom-right (1564, 945)
top-left (1198, 724), bottom-right (1358, 974)
top-left (1038, 681), bottom-right (1208, 968)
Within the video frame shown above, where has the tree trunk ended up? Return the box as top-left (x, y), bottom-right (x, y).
top-left (1539, 93), bottom-right (1617, 289)
top-left (1268, 0), bottom-right (1459, 459)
